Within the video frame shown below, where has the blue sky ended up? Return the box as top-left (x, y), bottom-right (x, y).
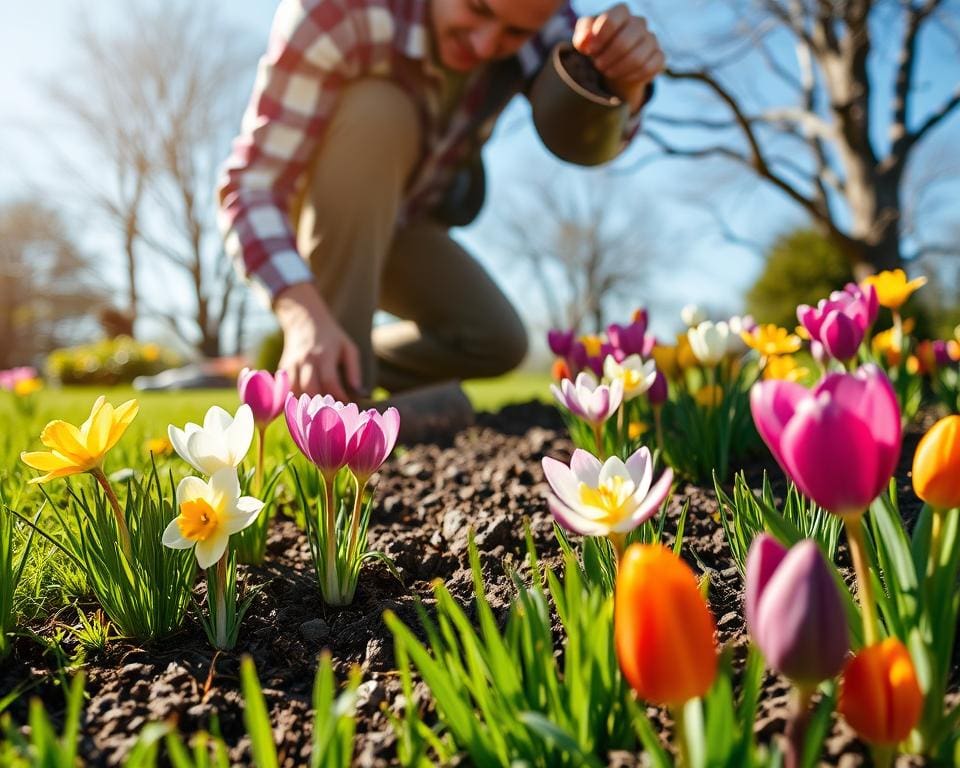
top-left (2, 0), bottom-right (958, 354)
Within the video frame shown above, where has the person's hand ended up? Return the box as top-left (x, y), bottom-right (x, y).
top-left (573, 5), bottom-right (664, 113)
top-left (274, 283), bottom-right (362, 402)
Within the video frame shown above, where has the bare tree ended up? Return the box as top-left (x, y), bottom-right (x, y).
top-left (49, 1), bottom-right (252, 355)
top-left (0, 201), bottom-right (105, 368)
top-left (637, 0), bottom-right (960, 279)
top-left (496, 172), bottom-right (656, 333)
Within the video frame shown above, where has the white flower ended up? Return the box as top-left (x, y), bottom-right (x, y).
top-left (687, 321), bottom-right (730, 366)
top-left (162, 467), bottom-right (263, 569)
top-left (542, 447), bottom-right (673, 536)
top-left (550, 371), bottom-right (624, 426)
top-left (681, 304), bottom-right (706, 328)
top-left (603, 354), bottom-right (656, 401)
top-left (726, 316), bottom-right (751, 354)
top-left (168, 405), bottom-right (254, 476)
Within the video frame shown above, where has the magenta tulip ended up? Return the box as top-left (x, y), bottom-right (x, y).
top-left (238, 368), bottom-right (291, 428)
top-left (607, 318), bottom-right (649, 357)
top-left (346, 407), bottom-right (400, 481)
top-left (750, 365), bottom-right (901, 517)
top-left (746, 535), bottom-right (849, 686)
top-left (820, 311), bottom-right (862, 362)
top-left (797, 284), bottom-right (877, 363)
top-left (548, 329), bottom-right (575, 358)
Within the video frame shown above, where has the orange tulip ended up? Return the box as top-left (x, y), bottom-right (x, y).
top-left (615, 544), bottom-right (717, 706)
top-left (912, 415), bottom-right (960, 510)
top-left (839, 638), bottom-right (923, 745)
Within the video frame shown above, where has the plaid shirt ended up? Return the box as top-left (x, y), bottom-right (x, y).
top-left (218, 0), bottom-right (641, 303)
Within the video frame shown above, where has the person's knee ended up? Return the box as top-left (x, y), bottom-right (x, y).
top-left (471, 310), bottom-right (528, 377)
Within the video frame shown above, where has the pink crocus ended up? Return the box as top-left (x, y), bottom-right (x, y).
top-left (750, 364), bottom-right (901, 517)
top-left (550, 372), bottom-right (624, 427)
top-left (238, 368), bottom-right (291, 428)
top-left (284, 393), bottom-right (361, 479)
top-left (346, 407), bottom-right (401, 482)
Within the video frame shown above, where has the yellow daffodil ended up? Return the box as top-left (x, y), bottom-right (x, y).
top-left (21, 396), bottom-right (139, 484)
top-left (695, 384), bottom-right (724, 408)
top-left (743, 325), bottom-right (802, 357)
top-left (13, 377), bottom-right (43, 396)
top-left (861, 269), bottom-right (927, 310)
top-left (871, 318), bottom-right (916, 366)
top-left (764, 355), bottom-right (810, 383)
top-left (795, 325), bottom-right (810, 341)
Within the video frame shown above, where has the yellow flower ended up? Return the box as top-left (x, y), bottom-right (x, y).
top-left (861, 269), bottom-right (927, 310)
top-left (628, 421), bottom-right (648, 441)
top-left (795, 325), bottom-right (810, 341)
top-left (20, 396), bottom-right (139, 484)
top-left (652, 344), bottom-right (679, 380)
top-left (742, 325), bottom-right (802, 357)
top-left (580, 335), bottom-right (604, 358)
top-left (145, 436), bottom-right (173, 457)
top-left (695, 385), bottom-right (723, 408)
top-left (676, 333), bottom-right (698, 370)
top-left (13, 377), bottom-right (43, 396)
top-left (764, 355), bottom-right (810, 383)
top-left (871, 318), bottom-right (916, 366)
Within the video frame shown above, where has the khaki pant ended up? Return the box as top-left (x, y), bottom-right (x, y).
top-left (295, 78), bottom-right (527, 393)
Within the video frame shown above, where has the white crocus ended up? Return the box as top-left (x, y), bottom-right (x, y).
top-left (168, 405), bottom-right (254, 476)
top-left (603, 354), bottom-right (656, 401)
top-left (542, 447), bottom-right (673, 536)
top-left (687, 321), bottom-right (730, 366)
top-left (162, 467), bottom-right (263, 569)
top-left (680, 303), bottom-right (706, 328)
top-left (550, 371), bottom-right (624, 426)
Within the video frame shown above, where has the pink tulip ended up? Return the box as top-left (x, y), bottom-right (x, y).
top-left (750, 365), bottom-right (901, 516)
top-left (238, 368), bottom-right (291, 428)
top-left (285, 393), bottom-right (360, 477)
top-left (797, 283), bottom-right (877, 362)
top-left (820, 311), bottom-right (861, 362)
top-left (347, 407), bottom-right (400, 481)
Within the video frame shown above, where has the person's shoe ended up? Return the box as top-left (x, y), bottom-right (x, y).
top-left (367, 381), bottom-right (474, 444)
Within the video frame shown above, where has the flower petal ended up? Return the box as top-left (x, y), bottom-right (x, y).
top-left (194, 533), bottom-right (227, 570)
top-left (542, 456), bottom-right (581, 510)
top-left (569, 449), bottom-right (602, 486)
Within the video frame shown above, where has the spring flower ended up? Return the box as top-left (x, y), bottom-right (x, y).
top-left (550, 372), bottom-right (623, 427)
top-left (547, 329), bottom-right (575, 358)
top-left (912, 415), bottom-right (960, 510)
top-left (838, 638), bottom-right (923, 744)
top-left (346, 407), bottom-right (400, 482)
top-left (628, 421), bottom-right (647, 440)
top-left (680, 304), bottom-right (706, 328)
top-left (861, 269), bottom-right (927, 310)
top-left (615, 544), bottom-right (717, 706)
top-left (676, 333), bottom-right (699, 370)
top-left (607, 319), bottom-right (653, 358)
top-left (695, 384), bottom-right (724, 408)
top-left (651, 345), bottom-right (679, 380)
top-left (237, 368), bottom-right (290, 428)
top-left (144, 437), bottom-right (173, 457)
top-left (647, 370), bottom-right (668, 406)
top-left (0, 367), bottom-right (40, 391)
top-left (162, 468), bottom-right (263, 569)
top-left (725, 315), bottom-right (754, 354)
top-left (798, 284), bottom-right (877, 363)
top-left (580, 335), bottom-right (604, 359)
top-left (21, 396), bottom-right (139, 483)
top-left (912, 340), bottom-right (958, 376)
top-left (750, 364), bottom-right (901, 517)
top-left (746, 536), bottom-right (848, 687)
top-left (551, 357), bottom-right (572, 382)
top-left (603, 354), bottom-right (656, 401)
top-left (763, 355), bottom-right (809, 382)
top-left (13, 377), bottom-right (43, 396)
top-left (687, 321), bottom-right (730, 366)
top-left (542, 447), bottom-right (673, 537)
top-left (284, 393), bottom-right (361, 478)
top-left (743, 325), bottom-right (802, 357)
top-left (871, 321), bottom-right (912, 367)
top-left (168, 405), bottom-right (254, 476)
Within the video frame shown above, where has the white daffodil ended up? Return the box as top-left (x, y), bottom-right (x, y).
top-left (542, 447), bottom-right (673, 536)
top-left (603, 354), bottom-right (656, 401)
top-left (168, 405), bottom-right (254, 476)
top-left (680, 304), bottom-right (706, 328)
top-left (162, 467), bottom-right (263, 569)
top-left (687, 321), bottom-right (731, 366)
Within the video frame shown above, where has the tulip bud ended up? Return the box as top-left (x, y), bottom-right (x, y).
top-left (912, 415), bottom-right (960, 510)
top-left (838, 638), bottom-right (923, 744)
top-left (238, 368), bottom-right (291, 428)
top-left (615, 544), bottom-right (717, 706)
top-left (647, 369), bottom-right (668, 406)
top-left (820, 311), bottom-right (863, 362)
top-left (746, 536), bottom-right (848, 686)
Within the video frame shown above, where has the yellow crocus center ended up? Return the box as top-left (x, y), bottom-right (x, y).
top-left (580, 335), bottom-right (603, 358)
top-left (579, 475), bottom-right (634, 524)
top-left (178, 498), bottom-right (220, 542)
top-left (621, 368), bottom-right (644, 390)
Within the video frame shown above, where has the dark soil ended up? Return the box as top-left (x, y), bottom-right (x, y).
top-left (559, 49), bottom-right (616, 100)
top-left (0, 401), bottom-right (954, 766)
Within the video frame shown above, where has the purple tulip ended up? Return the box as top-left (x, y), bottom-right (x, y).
top-left (346, 407), bottom-right (400, 481)
top-left (750, 365), bottom-right (901, 517)
top-left (569, 341), bottom-right (588, 374)
top-left (238, 368), bottom-right (291, 428)
top-left (547, 329), bottom-right (576, 358)
top-left (647, 369), bottom-right (668, 406)
top-left (285, 393), bottom-right (360, 478)
top-left (746, 535), bottom-right (848, 686)
top-left (820, 311), bottom-right (862, 362)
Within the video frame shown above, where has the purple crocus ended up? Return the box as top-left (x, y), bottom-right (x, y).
top-left (346, 407), bottom-right (400, 482)
top-left (647, 369), bottom-right (668, 407)
top-left (607, 318), bottom-right (649, 358)
top-left (238, 368), bottom-right (291, 428)
top-left (746, 535), bottom-right (848, 686)
top-left (750, 364), bottom-right (901, 517)
top-left (547, 329), bottom-right (576, 358)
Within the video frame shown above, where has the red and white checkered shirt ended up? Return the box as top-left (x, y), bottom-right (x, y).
top-left (217, 0), bottom-right (636, 303)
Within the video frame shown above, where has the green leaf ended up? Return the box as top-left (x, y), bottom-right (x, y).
top-left (240, 656), bottom-right (280, 768)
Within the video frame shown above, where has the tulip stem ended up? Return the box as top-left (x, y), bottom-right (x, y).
top-left (871, 744), bottom-right (894, 768)
top-left (92, 467), bottom-right (132, 561)
top-left (844, 513), bottom-right (881, 646)
top-left (254, 427), bottom-right (265, 497)
top-left (928, 507), bottom-right (945, 579)
top-left (345, 476), bottom-right (368, 575)
top-left (783, 686), bottom-right (814, 768)
top-left (672, 703), bottom-right (692, 768)
top-left (593, 422), bottom-right (605, 459)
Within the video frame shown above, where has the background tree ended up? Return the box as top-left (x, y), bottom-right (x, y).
top-left (640, 0), bottom-right (960, 279)
top-left (0, 200), bottom-right (105, 368)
